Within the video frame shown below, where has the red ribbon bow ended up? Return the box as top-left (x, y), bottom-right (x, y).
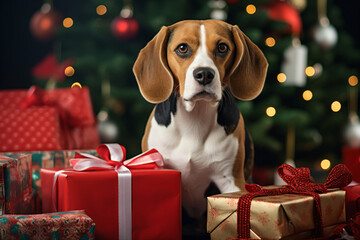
top-left (70, 144), bottom-right (164, 171)
top-left (235, 164), bottom-right (352, 240)
top-left (20, 85), bottom-right (95, 127)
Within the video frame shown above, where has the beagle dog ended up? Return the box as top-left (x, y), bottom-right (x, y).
top-left (133, 19), bottom-right (268, 218)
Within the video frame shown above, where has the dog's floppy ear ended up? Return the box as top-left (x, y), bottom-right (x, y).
top-left (133, 26), bottom-right (173, 103)
top-left (228, 25), bottom-right (268, 101)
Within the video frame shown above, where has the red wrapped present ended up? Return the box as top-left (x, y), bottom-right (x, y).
top-left (343, 185), bottom-right (360, 220)
top-left (0, 154), bottom-right (32, 215)
top-left (342, 146), bottom-right (360, 183)
top-left (0, 86), bottom-right (100, 152)
top-left (41, 144), bottom-right (181, 240)
top-left (0, 210), bottom-right (95, 240)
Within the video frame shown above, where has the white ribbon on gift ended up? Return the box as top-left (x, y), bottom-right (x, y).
top-left (51, 144), bottom-right (164, 240)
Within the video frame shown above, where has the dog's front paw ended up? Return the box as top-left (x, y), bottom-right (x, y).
top-left (212, 175), bottom-right (240, 193)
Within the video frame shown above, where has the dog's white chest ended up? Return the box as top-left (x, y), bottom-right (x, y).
top-left (147, 100), bottom-right (239, 179)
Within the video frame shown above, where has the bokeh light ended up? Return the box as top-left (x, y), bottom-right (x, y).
top-left (331, 101), bottom-right (341, 112)
top-left (65, 66), bottom-right (75, 77)
top-left (348, 75), bottom-right (358, 86)
top-left (96, 5), bottom-right (107, 15)
top-left (320, 159), bottom-right (331, 170)
top-left (265, 37), bottom-right (276, 47)
top-left (305, 66), bottom-right (315, 77)
top-left (302, 90), bottom-right (313, 101)
top-left (246, 5), bottom-right (256, 14)
top-left (277, 73), bottom-right (287, 83)
top-left (266, 107), bottom-right (276, 117)
top-left (63, 17), bottom-right (73, 28)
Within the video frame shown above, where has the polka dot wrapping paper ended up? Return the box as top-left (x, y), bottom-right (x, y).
top-left (0, 87), bottom-right (100, 152)
top-left (0, 108), bottom-right (65, 152)
top-left (0, 211), bottom-right (95, 240)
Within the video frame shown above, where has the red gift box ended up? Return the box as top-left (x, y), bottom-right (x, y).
top-left (0, 86), bottom-right (100, 152)
top-left (343, 185), bottom-right (360, 220)
top-left (342, 146), bottom-right (360, 183)
top-left (41, 144), bottom-right (182, 240)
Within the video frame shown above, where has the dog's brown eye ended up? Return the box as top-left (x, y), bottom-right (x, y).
top-left (177, 44), bottom-right (188, 54)
top-left (217, 43), bottom-right (229, 54)
top-left (175, 43), bottom-right (191, 58)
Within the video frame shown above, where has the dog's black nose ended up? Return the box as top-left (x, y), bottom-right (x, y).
top-left (193, 68), bottom-right (215, 85)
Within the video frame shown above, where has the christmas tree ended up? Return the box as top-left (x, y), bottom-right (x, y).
top-left (31, 0), bottom-right (360, 174)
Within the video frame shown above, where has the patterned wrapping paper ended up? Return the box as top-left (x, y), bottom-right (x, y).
top-left (207, 186), bottom-right (346, 240)
top-left (2, 149), bottom-right (97, 190)
top-left (0, 108), bottom-right (65, 152)
top-left (0, 211), bottom-right (95, 240)
top-left (0, 154), bottom-right (32, 215)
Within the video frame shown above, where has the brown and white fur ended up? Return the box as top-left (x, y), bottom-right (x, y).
top-left (133, 20), bottom-right (268, 218)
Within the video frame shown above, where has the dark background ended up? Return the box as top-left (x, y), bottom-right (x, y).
top-left (1, 1), bottom-right (359, 90)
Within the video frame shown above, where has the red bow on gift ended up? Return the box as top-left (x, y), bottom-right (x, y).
top-left (20, 85), bottom-right (95, 127)
top-left (70, 144), bottom-right (164, 171)
top-left (235, 164), bottom-right (352, 240)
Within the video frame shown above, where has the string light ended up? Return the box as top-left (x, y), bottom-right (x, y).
top-left (348, 75), bottom-right (358, 86)
top-left (265, 37), bottom-right (276, 47)
top-left (331, 101), bottom-right (341, 112)
top-left (71, 82), bottom-right (82, 88)
top-left (64, 66), bottom-right (75, 77)
top-left (320, 159), bottom-right (331, 170)
top-left (266, 107), bottom-right (276, 117)
top-left (277, 73), bottom-right (287, 83)
top-left (302, 90), bottom-right (313, 101)
top-left (305, 66), bottom-right (315, 77)
top-left (96, 5), bottom-right (107, 15)
top-left (246, 4), bottom-right (256, 14)
top-left (63, 17), bottom-right (73, 28)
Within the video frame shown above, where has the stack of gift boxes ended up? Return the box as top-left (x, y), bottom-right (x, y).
top-left (0, 86), bottom-right (182, 239)
top-left (1, 86), bottom-right (360, 240)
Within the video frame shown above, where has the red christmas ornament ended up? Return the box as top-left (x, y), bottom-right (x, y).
top-left (266, 0), bottom-right (302, 36)
top-left (30, 4), bottom-right (62, 41)
top-left (226, 0), bottom-right (238, 4)
top-left (111, 17), bottom-right (139, 40)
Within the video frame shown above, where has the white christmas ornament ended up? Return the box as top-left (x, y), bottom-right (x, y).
top-left (314, 0), bottom-right (338, 50)
top-left (97, 110), bottom-right (119, 143)
top-left (313, 20), bottom-right (338, 49)
top-left (281, 38), bottom-right (308, 87)
top-left (210, 9), bottom-right (227, 20)
top-left (209, 0), bottom-right (227, 21)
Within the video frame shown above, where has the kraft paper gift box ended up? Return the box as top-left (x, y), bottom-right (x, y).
top-left (0, 210), bottom-right (95, 240)
top-left (41, 144), bottom-right (182, 240)
top-left (0, 86), bottom-right (100, 152)
top-left (0, 154), bottom-right (32, 215)
top-left (207, 164), bottom-right (352, 240)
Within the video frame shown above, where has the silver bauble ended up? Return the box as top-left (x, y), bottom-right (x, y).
top-left (97, 110), bottom-right (119, 143)
top-left (313, 22), bottom-right (338, 50)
